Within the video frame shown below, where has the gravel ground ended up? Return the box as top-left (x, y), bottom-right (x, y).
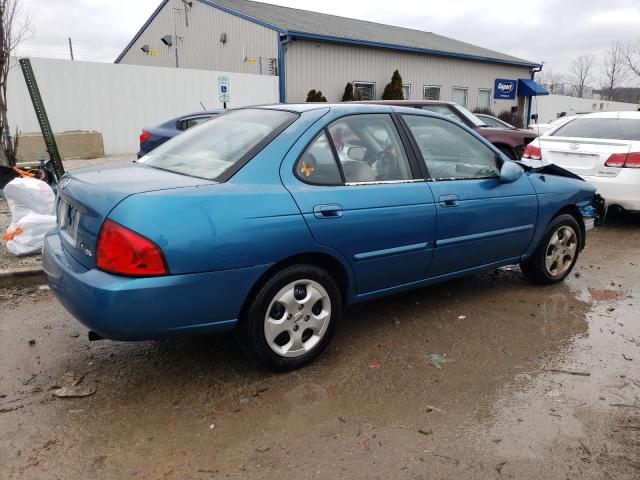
top-left (0, 155), bottom-right (135, 271)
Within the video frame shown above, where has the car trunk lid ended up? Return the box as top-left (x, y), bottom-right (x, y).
top-left (56, 162), bottom-right (213, 269)
top-left (538, 137), bottom-right (632, 177)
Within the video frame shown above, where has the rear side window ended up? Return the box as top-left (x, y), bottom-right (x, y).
top-left (139, 109), bottom-right (297, 181)
top-left (403, 115), bottom-right (500, 180)
top-left (295, 132), bottom-right (342, 186)
top-left (552, 118), bottom-right (640, 141)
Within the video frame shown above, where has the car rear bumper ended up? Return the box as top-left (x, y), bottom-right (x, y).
top-left (42, 229), bottom-right (270, 341)
top-left (582, 172), bottom-right (640, 212)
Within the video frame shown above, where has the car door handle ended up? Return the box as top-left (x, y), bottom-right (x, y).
top-left (439, 194), bottom-right (460, 207)
top-left (313, 204), bottom-right (343, 219)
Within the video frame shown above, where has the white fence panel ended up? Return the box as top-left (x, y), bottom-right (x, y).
top-left (7, 57), bottom-right (279, 155)
top-left (530, 94), bottom-right (639, 124)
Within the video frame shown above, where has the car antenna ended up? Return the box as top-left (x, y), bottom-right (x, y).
top-left (200, 101), bottom-right (207, 110)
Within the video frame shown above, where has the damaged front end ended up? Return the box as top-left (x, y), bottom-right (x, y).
top-left (579, 193), bottom-right (607, 229)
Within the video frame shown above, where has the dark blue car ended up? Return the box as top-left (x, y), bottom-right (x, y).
top-left (44, 104), bottom-right (600, 371)
top-left (137, 110), bottom-right (222, 157)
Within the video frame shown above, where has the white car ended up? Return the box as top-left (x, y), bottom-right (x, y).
top-left (522, 111), bottom-right (640, 212)
top-left (527, 115), bottom-right (581, 136)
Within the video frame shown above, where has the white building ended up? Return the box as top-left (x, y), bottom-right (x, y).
top-left (117, 0), bottom-right (544, 116)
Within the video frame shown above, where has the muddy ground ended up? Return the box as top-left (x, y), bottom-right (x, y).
top-left (0, 213), bottom-right (638, 480)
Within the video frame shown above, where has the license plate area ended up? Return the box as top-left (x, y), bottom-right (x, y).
top-left (57, 197), bottom-right (80, 245)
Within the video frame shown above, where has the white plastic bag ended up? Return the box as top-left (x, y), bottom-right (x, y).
top-left (3, 178), bottom-right (56, 256)
top-left (4, 177), bottom-right (55, 221)
top-left (5, 213), bottom-right (56, 255)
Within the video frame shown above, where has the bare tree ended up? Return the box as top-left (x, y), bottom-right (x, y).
top-left (570, 53), bottom-right (596, 98)
top-left (0, 0), bottom-right (32, 168)
top-left (622, 38), bottom-right (640, 81)
top-left (602, 41), bottom-right (628, 101)
top-left (535, 68), bottom-right (565, 94)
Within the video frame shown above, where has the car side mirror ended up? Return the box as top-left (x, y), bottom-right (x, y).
top-left (347, 146), bottom-right (366, 161)
top-left (499, 160), bottom-right (524, 184)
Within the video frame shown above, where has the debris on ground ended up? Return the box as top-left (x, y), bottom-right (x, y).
top-left (53, 385), bottom-right (96, 398)
top-left (252, 387), bottom-right (268, 397)
top-left (497, 461), bottom-right (507, 474)
top-left (457, 315), bottom-right (466, 320)
top-left (588, 288), bottom-right (626, 301)
top-left (370, 361), bottom-right (381, 369)
top-left (21, 373), bottom-right (37, 385)
top-left (418, 429), bottom-right (433, 436)
top-left (548, 369), bottom-right (591, 377)
top-left (622, 354), bottom-right (633, 361)
top-left (52, 371), bottom-right (85, 389)
top-left (28, 339), bottom-right (36, 346)
top-left (427, 354), bottom-right (450, 370)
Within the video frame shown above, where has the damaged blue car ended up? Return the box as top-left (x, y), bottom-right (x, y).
top-left (43, 104), bottom-right (601, 370)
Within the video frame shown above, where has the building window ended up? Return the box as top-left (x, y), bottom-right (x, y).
top-left (477, 89), bottom-right (491, 110)
top-left (452, 87), bottom-right (468, 107)
top-left (423, 85), bottom-right (441, 100)
top-left (353, 81), bottom-right (375, 100)
top-left (402, 84), bottom-right (411, 100)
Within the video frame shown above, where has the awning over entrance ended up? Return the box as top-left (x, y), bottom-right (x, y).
top-left (518, 79), bottom-right (549, 97)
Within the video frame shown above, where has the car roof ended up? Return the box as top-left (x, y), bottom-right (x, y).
top-left (255, 102), bottom-right (462, 114)
top-left (578, 111), bottom-right (640, 119)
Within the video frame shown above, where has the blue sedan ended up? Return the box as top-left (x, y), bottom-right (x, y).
top-left (137, 110), bottom-right (222, 157)
top-left (44, 104), bottom-right (600, 370)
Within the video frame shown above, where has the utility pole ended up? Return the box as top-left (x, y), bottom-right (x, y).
top-left (68, 37), bottom-right (74, 61)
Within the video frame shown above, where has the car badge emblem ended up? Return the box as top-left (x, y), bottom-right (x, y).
top-left (59, 177), bottom-right (71, 189)
top-left (569, 143), bottom-right (580, 151)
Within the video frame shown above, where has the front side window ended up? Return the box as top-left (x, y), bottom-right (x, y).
top-left (295, 131), bottom-right (342, 186)
top-left (423, 85), bottom-right (441, 100)
top-left (327, 114), bottom-right (412, 183)
top-left (402, 115), bottom-right (500, 181)
top-left (452, 87), bottom-right (468, 108)
top-left (353, 81), bottom-right (376, 100)
top-left (139, 109), bottom-right (296, 181)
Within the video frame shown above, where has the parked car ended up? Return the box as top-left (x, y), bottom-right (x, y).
top-left (476, 113), bottom-right (516, 129)
top-left (44, 104), bottom-right (600, 371)
top-left (522, 111), bottom-right (640, 212)
top-left (357, 100), bottom-right (537, 159)
top-left (527, 114), bottom-right (581, 136)
top-left (138, 110), bottom-right (222, 157)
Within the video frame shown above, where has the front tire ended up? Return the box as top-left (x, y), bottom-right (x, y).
top-left (520, 214), bottom-right (581, 285)
top-left (236, 264), bottom-right (341, 371)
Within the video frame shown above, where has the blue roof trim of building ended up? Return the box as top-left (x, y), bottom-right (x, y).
top-left (114, 0), bottom-right (169, 64)
top-left (199, 0), bottom-right (287, 33)
top-left (286, 31), bottom-right (541, 68)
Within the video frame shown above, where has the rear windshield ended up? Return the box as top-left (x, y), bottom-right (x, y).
top-left (551, 118), bottom-right (640, 141)
top-left (138, 109), bottom-right (297, 180)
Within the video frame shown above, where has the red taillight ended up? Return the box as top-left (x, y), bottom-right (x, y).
top-left (522, 144), bottom-right (542, 160)
top-left (605, 152), bottom-right (640, 168)
top-left (139, 130), bottom-right (151, 145)
top-left (96, 220), bottom-right (167, 277)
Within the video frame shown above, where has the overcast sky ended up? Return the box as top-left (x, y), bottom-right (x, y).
top-left (16, 0), bottom-right (640, 86)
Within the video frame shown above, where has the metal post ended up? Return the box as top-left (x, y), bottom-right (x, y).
top-left (19, 58), bottom-right (65, 180)
top-left (68, 37), bottom-right (74, 61)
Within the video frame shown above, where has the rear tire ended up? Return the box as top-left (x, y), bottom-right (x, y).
top-left (236, 264), bottom-right (341, 371)
top-left (520, 214), bottom-right (582, 285)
